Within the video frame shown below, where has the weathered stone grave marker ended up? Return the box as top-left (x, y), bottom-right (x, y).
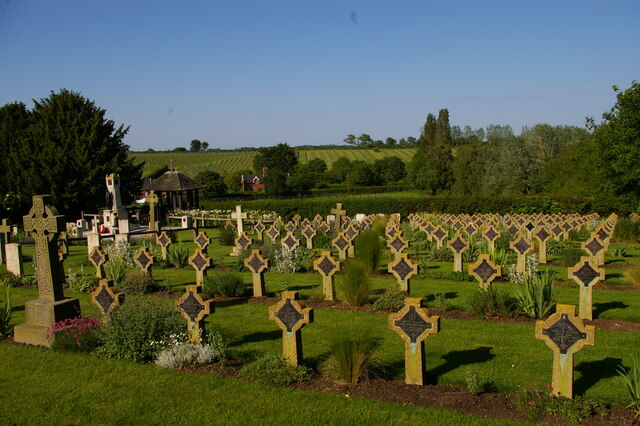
top-left (189, 248), bottom-right (212, 286)
top-left (133, 247), bottom-right (155, 276)
top-left (332, 232), bottom-right (351, 260)
top-left (156, 231), bottom-right (172, 261)
top-left (90, 278), bottom-right (124, 316)
top-left (388, 253), bottom-right (418, 293)
top-left (6, 243), bottom-right (23, 277)
top-left (176, 285), bottom-right (214, 344)
top-left (268, 291), bottom-right (313, 366)
top-left (510, 234), bottom-right (534, 274)
top-left (483, 226), bottom-right (499, 254)
top-left (447, 233), bottom-right (470, 273)
top-left (534, 227), bottom-right (551, 264)
top-left (244, 249), bottom-right (268, 297)
top-left (313, 251), bottom-right (340, 301)
top-left (302, 225), bottom-right (316, 249)
top-left (281, 232), bottom-right (300, 252)
top-left (194, 231), bottom-right (211, 254)
top-left (88, 246), bottom-right (108, 278)
top-left (253, 220), bottom-right (265, 241)
top-left (284, 221), bottom-right (296, 234)
top-left (567, 256), bottom-right (605, 320)
top-left (316, 221), bottom-right (330, 235)
top-left (581, 236), bottom-right (605, 266)
top-left (232, 232), bottom-right (252, 257)
top-left (388, 298), bottom-right (439, 385)
top-left (231, 205), bottom-right (247, 234)
top-left (0, 218), bottom-right (11, 264)
top-left (14, 195), bottom-right (81, 347)
top-left (266, 224), bottom-right (280, 244)
top-left (387, 232), bottom-right (408, 259)
top-left (535, 304), bottom-right (595, 399)
top-left (468, 254), bottom-right (502, 290)
top-left (331, 203), bottom-right (346, 233)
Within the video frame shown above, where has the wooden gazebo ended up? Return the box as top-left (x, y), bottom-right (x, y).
top-left (141, 170), bottom-right (205, 213)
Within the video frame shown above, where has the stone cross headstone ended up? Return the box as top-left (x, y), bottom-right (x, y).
top-left (244, 249), bottom-right (268, 297)
top-left (483, 226), bottom-right (500, 254)
top-left (510, 234), bottom-right (534, 274)
top-left (146, 190), bottom-right (159, 231)
top-left (581, 235), bottom-right (605, 267)
top-left (567, 256), bottom-right (605, 320)
top-left (176, 285), bottom-right (214, 345)
top-left (5, 243), bottom-right (23, 277)
top-left (232, 232), bottom-right (252, 257)
top-left (194, 231), bottom-right (210, 254)
top-left (268, 291), bottom-right (313, 367)
top-left (281, 232), bottom-right (300, 252)
top-left (388, 298), bottom-right (439, 385)
top-left (189, 248), bottom-right (212, 286)
top-left (534, 227), bottom-right (551, 264)
top-left (90, 278), bottom-right (124, 316)
top-left (331, 203), bottom-right (346, 233)
top-left (266, 224), bottom-right (280, 244)
top-left (313, 251), bottom-right (340, 301)
top-left (332, 232), bottom-right (351, 261)
top-left (284, 221), bottom-right (297, 234)
top-left (231, 205), bottom-right (247, 234)
top-left (388, 253), bottom-right (418, 293)
top-left (468, 254), bottom-right (502, 290)
top-left (253, 220), bottom-right (265, 241)
top-left (14, 195), bottom-right (81, 347)
top-left (447, 233), bottom-right (470, 273)
top-left (535, 304), bottom-right (595, 399)
top-left (156, 231), bottom-right (172, 261)
top-left (133, 247), bottom-right (155, 276)
top-left (88, 246), bottom-right (108, 278)
top-left (432, 225), bottom-right (447, 249)
top-left (387, 232), bottom-right (409, 259)
top-left (302, 225), bottom-right (316, 249)
top-left (316, 221), bottom-right (330, 235)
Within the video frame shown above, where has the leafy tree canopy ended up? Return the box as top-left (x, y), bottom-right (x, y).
top-left (195, 170), bottom-right (227, 198)
top-left (252, 143), bottom-right (298, 173)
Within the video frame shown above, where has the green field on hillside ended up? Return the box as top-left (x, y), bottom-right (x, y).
top-left (132, 148), bottom-right (417, 177)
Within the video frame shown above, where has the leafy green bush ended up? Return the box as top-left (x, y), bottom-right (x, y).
top-left (48, 317), bottom-right (101, 353)
top-left (624, 266), bottom-right (640, 288)
top-left (0, 286), bottom-right (13, 337)
top-left (617, 356), bottom-right (640, 420)
top-left (353, 226), bottom-right (385, 274)
top-left (555, 248), bottom-right (584, 267)
top-left (240, 354), bottom-right (313, 386)
top-left (66, 268), bottom-right (98, 293)
top-left (514, 270), bottom-right (556, 318)
top-left (516, 382), bottom-right (608, 423)
top-left (337, 260), bottom-right (373, 307)
top-left (468, 288), bottom-right (518, 318)
top-left (97, 298), bottom-right (183, 363)
top-left (0, 270), bottom-right (22, 288)
top-left (426, 247), bottom-right (454, 262)
top-left (219, 225), bottom-right (236, 246)
top-left (432, 293), bottom-right (452, 311)
top-left (614, 217), bottom-right (640, 243)
top-left (167, 243), bottom-right (189, 268)
top-left (372, 285), bottom-right (407, 311)
top-left (313, 233), bottom-right (333, 249)
top-left (546, 239), bottom-right (569, 256)
top-left (203, 271), bottom-right (245, 297)
top-left (323, 330), bottom-right (385, 384)
top-left (118, 271), bottom-right (156, 295)
top-left (492, 248), bottom-right (513, 268)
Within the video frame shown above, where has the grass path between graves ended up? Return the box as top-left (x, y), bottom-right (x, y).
top-left (0, 344), bottom-right (523, 426)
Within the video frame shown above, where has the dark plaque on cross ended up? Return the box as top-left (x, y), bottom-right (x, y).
top-left (333, 234), bottom-right (349, 251)
top-left (535, 228), bottom-right (551, 242)
top-left (433, 227), bottom-right (446, 241)
top-left (484, 227), bottom-right (498, 241)
top-left (513, 237), bottom-right (531, 254)
top-left (274, 298), bottom-right (304, 333)
top-left (473, 258), bottom-right (497, 282)
top-left (449, 236), bottom-right (467, 254)
top-left (583, 237), bottom-right (604, 255)
top-left (246, 252), bottom-right (266, 273)
top-left (394, 306), bottom-right (432, 344)
top-left (596, 229), bottom-right (609, 241)
top-left (194, 232), bottom-right (210, 251)
top-left (179, 291), bottom-right (205, 322)
top-left (541, 313), bottom-right (588, 355)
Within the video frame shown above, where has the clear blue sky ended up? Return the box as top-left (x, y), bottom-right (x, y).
top-left (1, 1), bottom-right (638, 151)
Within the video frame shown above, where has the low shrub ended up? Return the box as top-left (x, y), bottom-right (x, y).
top-left (555, 248), bottom-right (584, 267)
top-left (338, 260), bottom-right (373, 307)
top-left (48, 317), bottom-right (101, 353)
top-left (516, 382), bottom-right (608, 423)
top-left (219, 225), bottom-right (237, 246)
top-left (431, 293), bottom-right (452, 311)
top-left (66, 268), bottom-right (98, 293)
top-left (0, 270), bottom-right (22, 288)
top-left (426, 247), bottom-right (454, 262)
top-left (514, 270), bottom-right (556, 318)
top-left (0, 286), bottom-right (13, 337)
top-left (624, 266), bottom-right (640, 288)
top-left (118, 271), bottom-right (156, 295)
top-left (97, 297), bottom-right (183, 363)
top-left (609, 243), bottom-right (630, 259)
top-left (465, 367), bottom-right (497, 395)
top-left (203, 271), bottom-right (245, 297)
top-left (240, 353), bottom-right (313, 386)
top-left (323, 330), bottom-right (385, 384)
top-left (468, 288), bottom-right (518, 318)
top-left (154, 331), bottom-right (228, 369)
top-left (313, 233), bottom-right (333, 249)
top-left (372, 285), bottom-right (407, 311)
top-left (421, 271), bottom-right (474, 282)
top-left (167, 243), bottom-right (189, 268)
top-left (546, 239), bottom-right (568, 256)
top-left (614, 217), bottom-right (640, 243)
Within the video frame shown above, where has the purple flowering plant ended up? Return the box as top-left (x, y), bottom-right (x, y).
top-left (47, 316), bottom-right (101, 353)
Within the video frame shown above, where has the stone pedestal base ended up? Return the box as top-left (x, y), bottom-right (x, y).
top-left (14, 298), bottom-right (81, 347)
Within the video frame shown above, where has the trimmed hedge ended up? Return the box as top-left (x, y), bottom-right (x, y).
top-left (202, 194), bottom-right (636, 219)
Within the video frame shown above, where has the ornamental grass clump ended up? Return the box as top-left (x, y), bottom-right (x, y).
top-left (354, 225), bottom-right (385, 274)
top-left (467, 287), bottom-right (518, 319)
top-left (203, 271), bottom-right (245, 297)
top-left (167, 243), bottom-right (189, 268)
top-left (624, 266), bottom-right (640, 288)
top-left (617, 356), bottom-right (640, 420)
top-left (337, 260), bottom-right (373, 307)
top-left (514, 269), bottom-right (556, 318)
top-left (0, 286), bottom-right (13, 337)
top-left (48, 317), bottom-right (101, 353)
top-left (324, 330), bottom-right (385, 384)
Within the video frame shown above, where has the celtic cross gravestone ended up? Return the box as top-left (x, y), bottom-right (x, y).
top-left (244, 249), bottom-right (268, 297)
top-left (268, 291), bottom-right (313, 366)
top-left (176, 285), bottom-right (214, 344)
top-left (313, 251), bottom-right (340, 301)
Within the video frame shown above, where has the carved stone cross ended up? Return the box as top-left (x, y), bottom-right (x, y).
top-left (253, 220), bottom-right (265, 241)
top-left (313, 250), bottom-right (340, 301)
top-left (244, 249), bottom-right (268, 297)
top-left (535, 304), bottom-right (595, 399)
top-left (133, 247), bottom-right (155, 276)
top-left (331, 203), bottom-right (346, 233)
top-left (156, 231), bottom-right (172, 261)
top-left (193, 231), bottom-right (210, 253)
top-left (332, 232), bottom-right (351, 261)
top-left (266, 224), bottom-right (280, 244)
top-left (90, 278), bottom-right (124, 316)
top-left (0, 218), bottom-right (11, 264)
top-left (510, 233), bottom-right (534, 274)
top-left (268, 291), bottom-right (313, 367)
top-left (231, 205), bottom-right (247, 234)
top-left (447, 233), bottom-right (470, 272)
top-left (189, 248), bottom-right (212, 286)
top-left (388, 253), bottom-right (418, 293)
top-left (582, 235), bottom-right (606, 267)
top-left (281, 232), bottom-right (300, 252)
top-left (387, 232), bottom-right (408, 257)
top-left (389, 298), bottom-right (439, 385)
top-left (468, 254), bottom-right (502, 290)
top-left (302, 225), bottom-right (316, 249)
top-left (534, 227), bottom-right (551, 264)
top-left (146, 190), bottom-right (159, 231)
top-left (432, 225), bottom-right (447, 249)
top-left (232, 232), bottom-right (252, 256)
top-left (176, 285), bottom-right (214, 344)
top-left (483, 226), bottom-right (499, 254)
top-left (568, 256), bottom-right (605, 320)
top-left (88, 246), bottom-right (108, 278)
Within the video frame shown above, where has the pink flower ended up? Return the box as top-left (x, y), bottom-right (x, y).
top-left (529, 401), bottom-right (536, 406)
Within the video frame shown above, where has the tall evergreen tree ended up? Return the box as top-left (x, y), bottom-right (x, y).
top-left (435, 108), bottom-right (452, 146)
top-left (410, 110), bottom-right (454, 194)
top-left (417, 113), bottom-right (437, 150)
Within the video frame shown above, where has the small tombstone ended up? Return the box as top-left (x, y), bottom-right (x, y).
top-left (551, 224), bottom-right (564, 241)
top-left (156, 231), bottom-right (172, 261)
top-left (146, 191), bottom-right (159, 231)
top-left (510, 234), bottom-right (534, 274)
top-left (302, 225), bottom-right (316, 249)
top-left (284, 221), bottom-right (297, 234)
top-left (292, 214), bottom-right (301, 226)
top-left (300, 218), bottom-right (311, 229)
top-left (189, 248), bottom-right (212, 286)
top-left (133, 247), bottom-right (155, 276)
top-left (253, 220), bottom-right (265, 241)
top-left (313, 251), bottom-right (340, 301)
top-left (86, 231), bottom-right (101, 256)
top-left (567, 257), bottom-right (605, 320)
top-left (385, 224), bottom-right (399, 239)
top-left (388, 253), bottom-right (418, 293)
top-left (231, 205), bottom-right (247, 234)
top-left (535, 304), bottom-right (595, 399)
top-left (464, 223), bottom-right (477, 238)
top-left (342, 215), bottom-right (351, 229)
top-left (88, 246), bottom-right (108, 278)
top-left (344, 224), bottom-right (358, 241)
top-left (468, 254), bottom-right (502, 290)
top-left (432, 225), bottom-right (448, 249)
top-left (316, 220), bottom-right (330, 235)
top-left (232, 232), bottom-right (252, 257)
top-left (5, 243), bottom-right (23, 277)
top-left (313, 214), bottom-right (323, 227)
top-left (266, 224), bottom-right (280, 244)
top-left (332, 232), bottom-right (351, 261)
top-left (387, 232), bottom-right (409, 258)
top-left (331, 203), bottom-right (346, 233)
top-left (422, 222), bottom-right (435, 242)
top-left (14, 195), bottom-right (81, 348)
top-left (582, 235), bottom-right (606, 267)
top-left (90, 279), bottom-right (124, 316)
top-left (176, 285), bottom-right (214, 345)
top-left (281, 232), bottom-right (300, 252)
top-left (268, 291), bottom-right (313, 367)
top-left (193, 231), bottom-right (211, 254)
top-left (388, 298), bottom-right (439, 385)
top-left (244, 249), bottom-right (268, 297)
top-left (483, 226), bottom-right (500, 254)
top-left (534, 227), bottom-right (551, 264)
top-left (447, 233), bottom-right (470, 273)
